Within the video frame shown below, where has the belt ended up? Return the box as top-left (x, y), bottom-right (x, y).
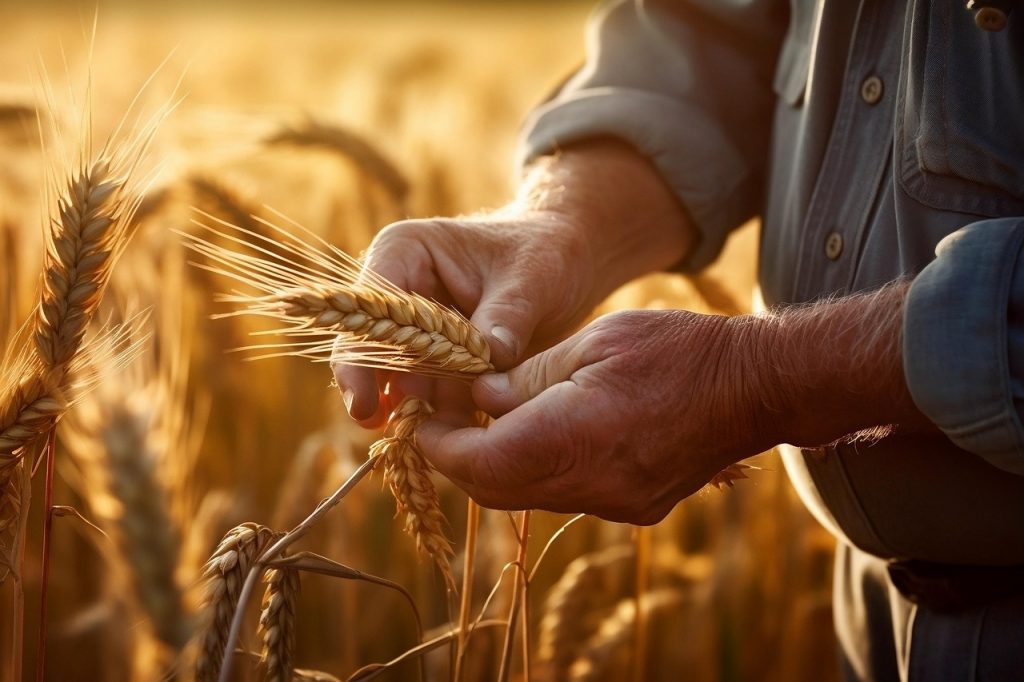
top-left (887, 559), bottom-right (1024, 614)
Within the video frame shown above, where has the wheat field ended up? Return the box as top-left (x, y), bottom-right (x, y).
top-left (0, 2), bottom-right (838, 680)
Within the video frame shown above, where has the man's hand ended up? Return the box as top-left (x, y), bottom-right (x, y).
top-left (414, 309), bottom-right (771, 525)
top-left (414, 283), bottom-right (933, 524)
top-left (333, 208), bottom-right (600, 428)
top-left (334, 140), bottom-right (694, 427)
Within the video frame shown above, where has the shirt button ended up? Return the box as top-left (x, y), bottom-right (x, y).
top-left (825, 232), bottom-right (844, 260)
top-left (860, 75), bottom-right (884, 105)
top-left (975, 7), bottom-right (1008, 32)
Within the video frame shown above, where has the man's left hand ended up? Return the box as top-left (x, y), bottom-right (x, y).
top-left (416, 309), bottom-right (774, 524)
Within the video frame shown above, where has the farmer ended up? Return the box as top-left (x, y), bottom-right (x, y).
top-left (335, 1), bottom-right (1024, 679)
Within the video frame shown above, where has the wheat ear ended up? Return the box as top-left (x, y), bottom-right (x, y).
top-left (569, 590), bottom-right (684, 682)
top-left (0, 323), bottom-right (145, 559)
top-left (181, 214), bottom-right (492, 378)
top-left (193, 523), bottom-right (282, 682)
top-left (35, 158), bottom-right (136, 366)
top-left (538, 545), bottom-right (635, 682)
top-left (259, 567), bottom-right (300, 682)
top-left (65, 392), bottom-right (191, 651)
top-left (1, 123), bottom-right (155, 472)
top-left (264, 116), bottom-right (410, 203)
top-left (370, 397), bottom-right (455, 591)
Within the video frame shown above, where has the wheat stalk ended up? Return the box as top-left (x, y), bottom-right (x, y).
top-left (370, 396), bottom-right (455, 591)
top-left (193, 522), bottom-right (282, 682)
top-left (259, 567), bottom-right (300, 682)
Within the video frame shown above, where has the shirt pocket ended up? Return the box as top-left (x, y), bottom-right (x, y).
top-left (772, 0), bottom-right (815, 106)
top-left (897, 0), bottom-right (1024, 217)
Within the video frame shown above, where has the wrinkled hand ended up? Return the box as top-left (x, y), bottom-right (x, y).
top-left (332, 208), bottom-right (600, 428)
top-left (415, 309), bottom-right (776, 525)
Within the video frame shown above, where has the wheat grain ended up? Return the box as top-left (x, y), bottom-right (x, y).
top-left (369, 396), bottom-right (455, 591)
top-left (259, 567), bottom-right (300, 682)
top-left (193, 522), bottom-right (282, 682)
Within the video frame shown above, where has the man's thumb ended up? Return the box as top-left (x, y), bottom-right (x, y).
top-left (470, 290), bottom-right (540, 370)
top-left (473, 335), bottom-right (583, 417)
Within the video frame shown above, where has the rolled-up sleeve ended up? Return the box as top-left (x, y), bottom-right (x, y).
top-left (903, 218), bottom-right (1024, 475)
top-left (517, 0), bottom-right (787, 271)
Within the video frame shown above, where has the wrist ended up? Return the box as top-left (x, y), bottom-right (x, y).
top-left (736, 283), bottom-right (928, 448)
top-left (515, 140), bottom-right (695, 295)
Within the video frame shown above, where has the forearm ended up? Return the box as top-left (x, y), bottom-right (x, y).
top-left (736, 282), bottom-right (934, 449)
top-left (513, 140), bottom-right (696, 297)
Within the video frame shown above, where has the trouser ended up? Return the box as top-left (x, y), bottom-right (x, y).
top-left (835, 542), bottom-right (1024, 681)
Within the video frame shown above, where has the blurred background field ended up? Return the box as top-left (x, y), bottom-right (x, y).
top-left (0, 2), bottom-right (838, 680)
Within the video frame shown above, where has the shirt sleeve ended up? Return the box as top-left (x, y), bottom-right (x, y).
top-left (517, 0), bottom-right (788, 271)
top-left (903, 218), bottom-right (1024, 475)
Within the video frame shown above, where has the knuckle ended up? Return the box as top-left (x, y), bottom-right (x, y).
top-left (367, 220), bottom-right (438, 262)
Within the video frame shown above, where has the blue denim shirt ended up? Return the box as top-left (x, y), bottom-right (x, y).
top-left (519, 0), bottom-right (1024, 562)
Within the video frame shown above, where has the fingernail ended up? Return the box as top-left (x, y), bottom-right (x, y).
top-left (342, 388), bottom-right (355, 414)
top-left (478, 373), bottom-right (510, 397)
top-left (490, 326), bottom-right (517, 358)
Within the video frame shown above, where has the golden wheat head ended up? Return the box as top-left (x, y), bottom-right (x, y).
top-left (370, 396), bottom-right (455, 591)
top-left (180, 212), bottom-right (492, 378)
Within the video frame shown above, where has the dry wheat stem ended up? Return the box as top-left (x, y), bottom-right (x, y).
top-left (194, 523), bottom-right (282, 682)
top-left (268, 550), bottom-right (424, 645)
top-left (346, 620), bottom-right (508, 682)
top-left (216, 455), bottom-right (380, 682)
top-left (259, 567), bottom-right (300, 682)
top-left (497, 510), bottom-right (531, 682)
top-left (180, 213), bottom-right (492, 377)
top-left (370, 397), bottom-right (455, 591)
top-left (453, 499), bottom-right (480, 682)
